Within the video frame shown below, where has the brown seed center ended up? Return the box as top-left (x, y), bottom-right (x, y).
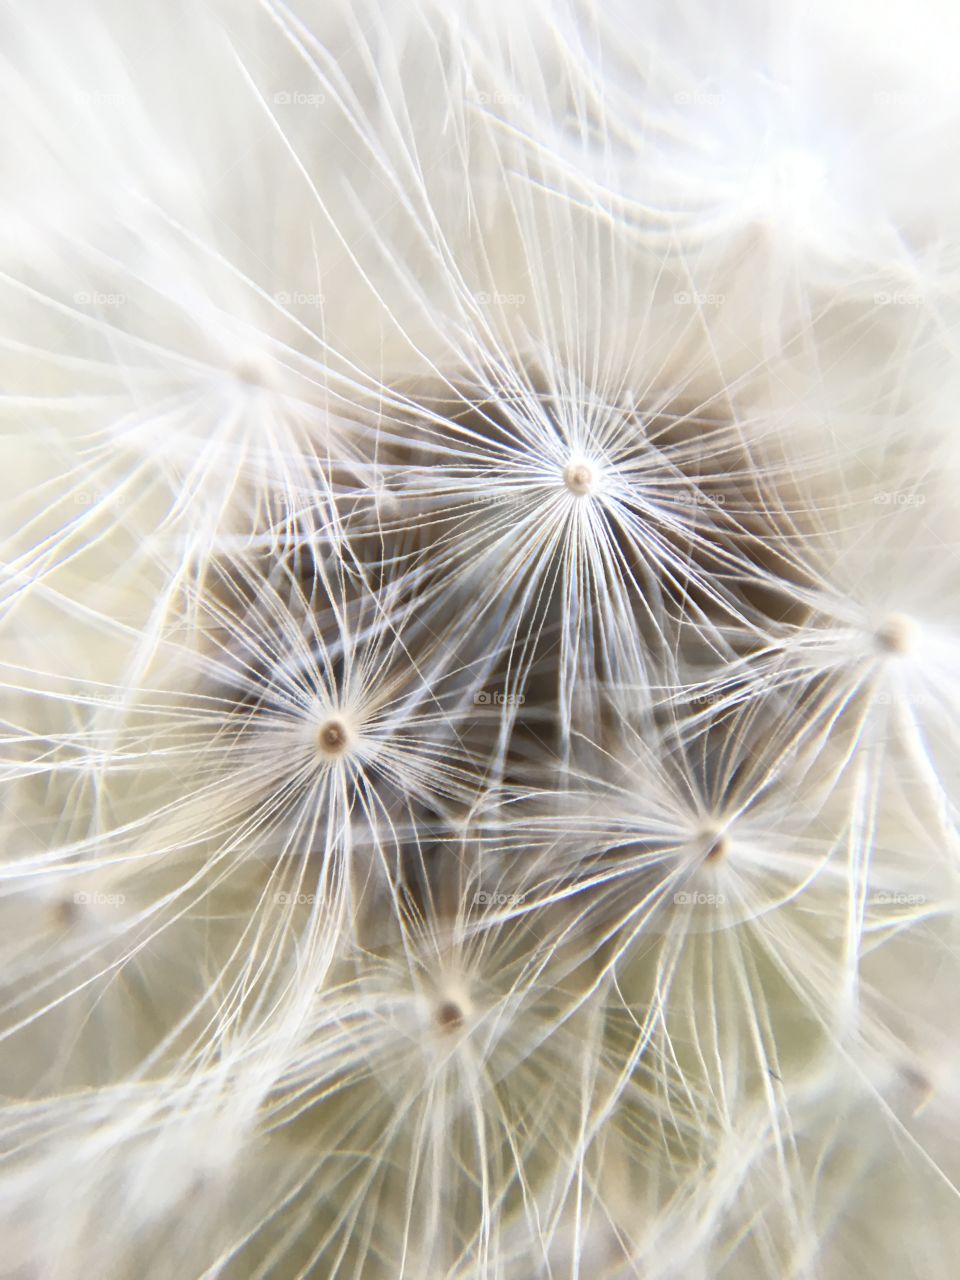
top-left (697, 823), bottom-right (729, 863)
top-left (704, 833), bottom-right (729, 862)
top-left (317, 718), bottom-right (349, 757)
top-left (53, 898), bottom-right (79, 929)
top-left (435, 1000), bottom-right (465, 1032)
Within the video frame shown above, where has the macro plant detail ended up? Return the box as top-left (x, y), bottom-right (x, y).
top-left (1, 0), bottom-right (959, 1277)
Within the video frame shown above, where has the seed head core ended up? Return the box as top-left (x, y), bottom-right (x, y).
top-left (699, 824), bottom-right (730, 864)
top-left (875, 612), bottom-right (918, 656)
top-left (435, 1000), bottom-right (465, 1032)
top-left (563, 459), bottom-right (596, 497)
top-left (233, 353), bottom-right (273, 387)
top-left (52, 898), bottom-right (79, 929)
top-left (317, 716), bottom-right (350, 759)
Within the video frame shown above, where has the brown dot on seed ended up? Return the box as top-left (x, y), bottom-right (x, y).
top-left (52, 898), bottom-right (79, 929)
top-left (697, 823), bottom-right (729, 863)
top-left (900, 1064), bottom-right (933, 1098)
top-left (875, 612), bottom-right (917, 656)
top-left (317, 718), bottom-right (349, 757)
top-left (704, 834), bottom-right (729, 862)
top-left (435, 1000), bottom-right (465, 1032)
top-left (233, 354), bottom-right (273, 387)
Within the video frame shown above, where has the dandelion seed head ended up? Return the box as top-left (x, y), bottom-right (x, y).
top-left (4, 0), bottom-right (960, 1273)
